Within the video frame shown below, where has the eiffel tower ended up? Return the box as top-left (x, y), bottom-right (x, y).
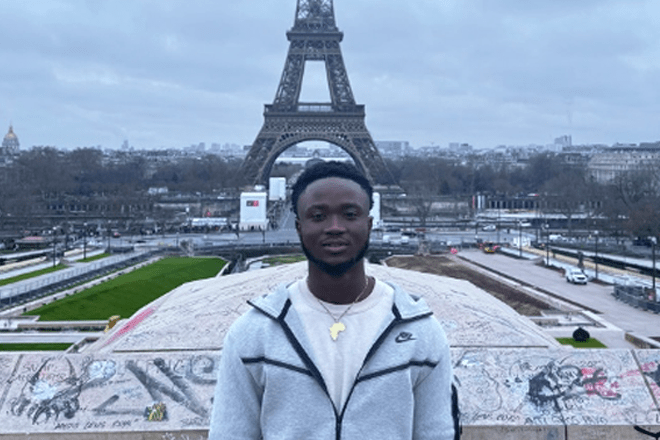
top-left (238, 0), bottom-right (395, 186)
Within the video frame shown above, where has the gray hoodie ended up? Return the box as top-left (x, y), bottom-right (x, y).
top-left (208, 282), bottom-right (455, 440)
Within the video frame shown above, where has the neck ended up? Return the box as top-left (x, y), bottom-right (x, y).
top-left (307, 260), bottom-right (371, 304)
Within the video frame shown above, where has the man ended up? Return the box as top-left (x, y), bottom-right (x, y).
top-left (209, 161), bottom-right (456, 439)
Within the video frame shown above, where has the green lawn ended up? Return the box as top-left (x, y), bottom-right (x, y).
top-left (0, 264), bottom-right (67, 287)
top-left (79, 253), bottom-right (110, 263)
top-left (0, 343), bottom-right (72, 351)
top-left (262, 255), bottom-right (306, 266)
top-left (24, 257), bottom-right (225, 321)
top-left (556, 337), bottom-right (607, 348)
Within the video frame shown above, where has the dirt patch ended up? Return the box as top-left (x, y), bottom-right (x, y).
top-left (535, 259), bottom-right (564, 274)
top-left (385, 255), bottom-right (551, 316)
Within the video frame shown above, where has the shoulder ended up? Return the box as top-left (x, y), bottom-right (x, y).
top-left (222, 283), bottom-right (292, 347)
top-left (383, 281), bottom-right (449, 343)
top-left (385, 282), bottom-right (433, 318)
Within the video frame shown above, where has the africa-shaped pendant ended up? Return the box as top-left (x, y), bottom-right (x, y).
top-left (329, 322), bottom-right (346, 341)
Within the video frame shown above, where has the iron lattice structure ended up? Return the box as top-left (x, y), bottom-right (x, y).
top-left (238, 0), bottom-right (395, 186)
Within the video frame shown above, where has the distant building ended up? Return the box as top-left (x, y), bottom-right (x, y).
top-left (457, 143), bottom-right (473, 154)
top-left (376, 141), bottom-right (410, 158)
top-left (210, 143), bottom-right (246, 158)
top-left (1, 125), bottom-right (20, 155)
top-left (554, 135), bottom-right (572, 150)
top-left (588, 148), bottom-right (660, 184)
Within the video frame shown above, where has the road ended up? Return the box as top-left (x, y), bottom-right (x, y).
top-left (459, 249), bottom-right (659, 342)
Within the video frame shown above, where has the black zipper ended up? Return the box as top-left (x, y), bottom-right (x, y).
top-left (336, 304), bottom-right (433, 439)
top-left (253, 298), bottom-right (433, 440)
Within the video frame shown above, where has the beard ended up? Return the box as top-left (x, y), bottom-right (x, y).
top-left (301, 239), bottom-right (369, 278)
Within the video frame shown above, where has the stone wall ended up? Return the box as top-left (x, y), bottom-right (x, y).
top-left (0, 348), bottom-right (658, 438)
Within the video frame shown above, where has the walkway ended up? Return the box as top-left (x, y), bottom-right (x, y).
top-left (458, 249), bottom-right (660, 348)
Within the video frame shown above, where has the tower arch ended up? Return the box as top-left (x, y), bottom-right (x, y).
top-left (238, 0), bottom-right (395, 187)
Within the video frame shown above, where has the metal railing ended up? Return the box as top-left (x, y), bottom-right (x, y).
top-left (0, 251), bottom-right (154, 307)
top-left (613, 284), bottom-right (660, 313)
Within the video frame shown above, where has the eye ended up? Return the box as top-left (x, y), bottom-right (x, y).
top-left (344, 209), bottom-right (359, 219)
top-left (311, 212), bottom-right (325, 221)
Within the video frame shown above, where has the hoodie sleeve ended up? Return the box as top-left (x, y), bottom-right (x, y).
top-left (412, 321), bottom-right (455, 440)
top-left (208, 325), bottom-right (263, 440)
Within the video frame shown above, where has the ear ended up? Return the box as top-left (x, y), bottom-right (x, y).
top-left (295, 217), bottom-right (301, 235)
top-left (368, 215), bottom-right (373, 234)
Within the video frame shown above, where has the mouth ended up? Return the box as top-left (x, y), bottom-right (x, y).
top-left (322, 242), bottom-right (349, 253)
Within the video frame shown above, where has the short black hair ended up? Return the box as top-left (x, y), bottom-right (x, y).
top-left (291, 161), bottom-right (374, 217)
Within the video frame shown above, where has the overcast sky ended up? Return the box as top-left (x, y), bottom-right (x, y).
top-left (1, 0), bottom-right (659, 151)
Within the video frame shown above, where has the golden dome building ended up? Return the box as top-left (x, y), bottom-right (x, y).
top-left (2, 124), bottom-right (20, 155)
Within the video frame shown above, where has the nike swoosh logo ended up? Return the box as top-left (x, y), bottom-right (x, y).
top-left (395, 332), bottom-right (415, 343)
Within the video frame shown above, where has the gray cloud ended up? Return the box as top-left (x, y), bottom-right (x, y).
top-left (0, 0), bottom-right (658, 150)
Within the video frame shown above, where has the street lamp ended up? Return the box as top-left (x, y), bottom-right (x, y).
top-left (545, 226), bottom-right (550, 266)
top-left (652, 237), bottom-right (657, 292)
top-left (518, 221), bottom-right (523, 258)
top-left (52, 226), bottom-right (58, 268)
top-left (594, 231), bottom-right (599, 281)
top-left (496, 202), bottom-right (501, 245)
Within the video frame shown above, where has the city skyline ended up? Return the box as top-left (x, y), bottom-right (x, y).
top-left (1, 1), bottom-right (659, 151)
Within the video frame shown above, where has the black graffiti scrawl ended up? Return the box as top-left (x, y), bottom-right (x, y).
top-left (10, 358), bottom-right (116, 424)
top-left (528, 361), bottom-right (621, 410)
top-left (634, 426), bottom-right (660, 439)
top-left (93, 356), bottom-right (213, 421)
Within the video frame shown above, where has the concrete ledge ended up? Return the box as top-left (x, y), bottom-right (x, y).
top-left (0, 430), bottom-right (208, 439)
top-left (17, 320), bottom-right (108, 331)
top-left (625, 332), bottom-right (660, 349)
top-left (0, 348), bottom-right (656, 437)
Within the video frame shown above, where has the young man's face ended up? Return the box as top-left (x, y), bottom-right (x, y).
top-left (296, 177), bottom-right (372, 277)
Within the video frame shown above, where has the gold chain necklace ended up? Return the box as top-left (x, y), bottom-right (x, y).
top-left (308, 276), bottom-right (371, 341)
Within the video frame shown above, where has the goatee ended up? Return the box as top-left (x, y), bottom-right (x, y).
top-left (301, 240), bottom-right (369, 278)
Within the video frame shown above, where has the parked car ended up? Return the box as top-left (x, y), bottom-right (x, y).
top-left (482, 224), bottom-right (496, 231)
top-left (480, 241), bottom-right (499, 253)
top-left (566, 268), bottom-right (588, 284)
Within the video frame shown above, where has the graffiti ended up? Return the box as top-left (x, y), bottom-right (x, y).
top-left (528, 362), bottom-right (582, 408)
top-left (187, 355), bottom-right (216, 385)
top-left (4, 353), bottom-right (216, 431)
top-left (10, 358), bottom-right (116, 424)
top-left (527, 361), bottom-right (621, 409)
top-left (93, 356), bottom-right (213, 421)
top-left (643, 363), bottom-right (660, 389)
top-left (101, 307), bottom-right (155, 348)
top-left (146, 402), bottom-right (167, 421)
top-left (580, 367), bottom-right (621, 400)
top-left (634, 426), bottom-right (660, 439)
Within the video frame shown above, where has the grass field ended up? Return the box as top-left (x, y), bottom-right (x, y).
top-left (0, 264), bottom-right (67, 287)
top-left (556, 337), bottom-right (607, 348)
top-left (24, 257), bottom-right (225, 321)
top-left (0, 343), bottom-right (72, 351)
top-left (79, 253), bottom-right (110, 263)
top-left (262, 255), bottom-right (305, 266)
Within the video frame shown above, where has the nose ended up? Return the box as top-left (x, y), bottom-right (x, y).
top-left (325, 214), bottom-right (346, 233)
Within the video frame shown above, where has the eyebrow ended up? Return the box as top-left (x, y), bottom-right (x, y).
top-left (307, 202), bottom-right (363, 209)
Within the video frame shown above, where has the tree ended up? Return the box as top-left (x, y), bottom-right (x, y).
top-left (611, 163), bottom-right (660, 239)
top-left (542, 167), bottom-right (588, 236)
